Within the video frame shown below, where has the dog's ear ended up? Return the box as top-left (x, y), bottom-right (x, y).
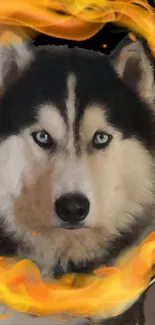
top-left (110, 35), bottom-right (155, 104)
top-left (0, 28), bottom-right (34, 94)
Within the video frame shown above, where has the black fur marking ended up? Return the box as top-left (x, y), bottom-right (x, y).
top-left (73, 49), bottom-right (155, 151)
top-left (0, 44), bottom-right (154, 152)
top-left (0, 46), bottom-right (69, 137)
top-left (0, 220), bottom-right (27, 257)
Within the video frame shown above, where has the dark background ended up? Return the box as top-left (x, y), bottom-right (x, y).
top-left (34, 0), bottom-right (155, 55)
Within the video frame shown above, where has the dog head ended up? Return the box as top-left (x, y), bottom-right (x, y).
top-left (0, 31), bottom-right (154, 275)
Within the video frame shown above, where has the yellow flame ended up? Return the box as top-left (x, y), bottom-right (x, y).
top-left (0, 232), bottom-right (155, 319)
top-left (0, 0), bottom-right (154, 55)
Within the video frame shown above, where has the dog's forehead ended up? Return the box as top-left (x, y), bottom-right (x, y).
top-left (15, 46), bottom-right (117, 111)
top-left (0, 46), bottom-right (117, 135)
top-left (0, 45), bottom-right (154, 150)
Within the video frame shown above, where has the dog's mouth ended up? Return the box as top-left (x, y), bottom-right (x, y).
top-left (60, 222), bottom-right (86, 230)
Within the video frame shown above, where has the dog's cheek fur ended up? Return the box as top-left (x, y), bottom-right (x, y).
top-left (14, 166), bottom-right (53, 231)
top-left (85, 137), bottom-right (154, 234)
top-left (0, 136), bottom-right (26, 224)
top-left (0, 132), bottom-right (52, 230)
top-left (80, 104), bottom-right (154, 235)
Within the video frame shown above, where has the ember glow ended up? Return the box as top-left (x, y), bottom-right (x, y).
top-left (0, 233), bottom-right (155, 320)
top-left (0, 0), bottom-right (154, 55)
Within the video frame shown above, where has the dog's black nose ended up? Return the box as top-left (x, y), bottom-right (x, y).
top-left (55, 193), bottom-right (90, 223)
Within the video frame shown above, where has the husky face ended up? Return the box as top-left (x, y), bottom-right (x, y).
top-left (0, 31), bottom-right (154, 275)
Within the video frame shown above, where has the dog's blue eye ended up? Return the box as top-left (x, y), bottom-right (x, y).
top-left (92, 131), bottom-right (112, 149)
top-left (31, 131), bottom-right (53, 149)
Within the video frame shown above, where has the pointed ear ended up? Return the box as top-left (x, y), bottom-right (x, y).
top-left (110, 35), bottom-right (155, 104)
top-left (0, 28), bottom-right (34, 94)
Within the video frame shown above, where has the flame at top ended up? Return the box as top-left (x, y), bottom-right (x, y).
top-left (0, 0), bottom-right (154, 55)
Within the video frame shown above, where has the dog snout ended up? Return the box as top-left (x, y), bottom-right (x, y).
top-left (55, 193), bottom-right (90, 224)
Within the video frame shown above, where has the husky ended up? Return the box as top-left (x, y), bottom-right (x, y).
top-left (0, 30), bottom-right (155, 325)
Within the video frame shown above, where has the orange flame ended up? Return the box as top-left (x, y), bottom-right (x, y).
top-left (0, 0), bottom-right (154, 55)
top-left (0, 232), bottom-right (155, 320)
